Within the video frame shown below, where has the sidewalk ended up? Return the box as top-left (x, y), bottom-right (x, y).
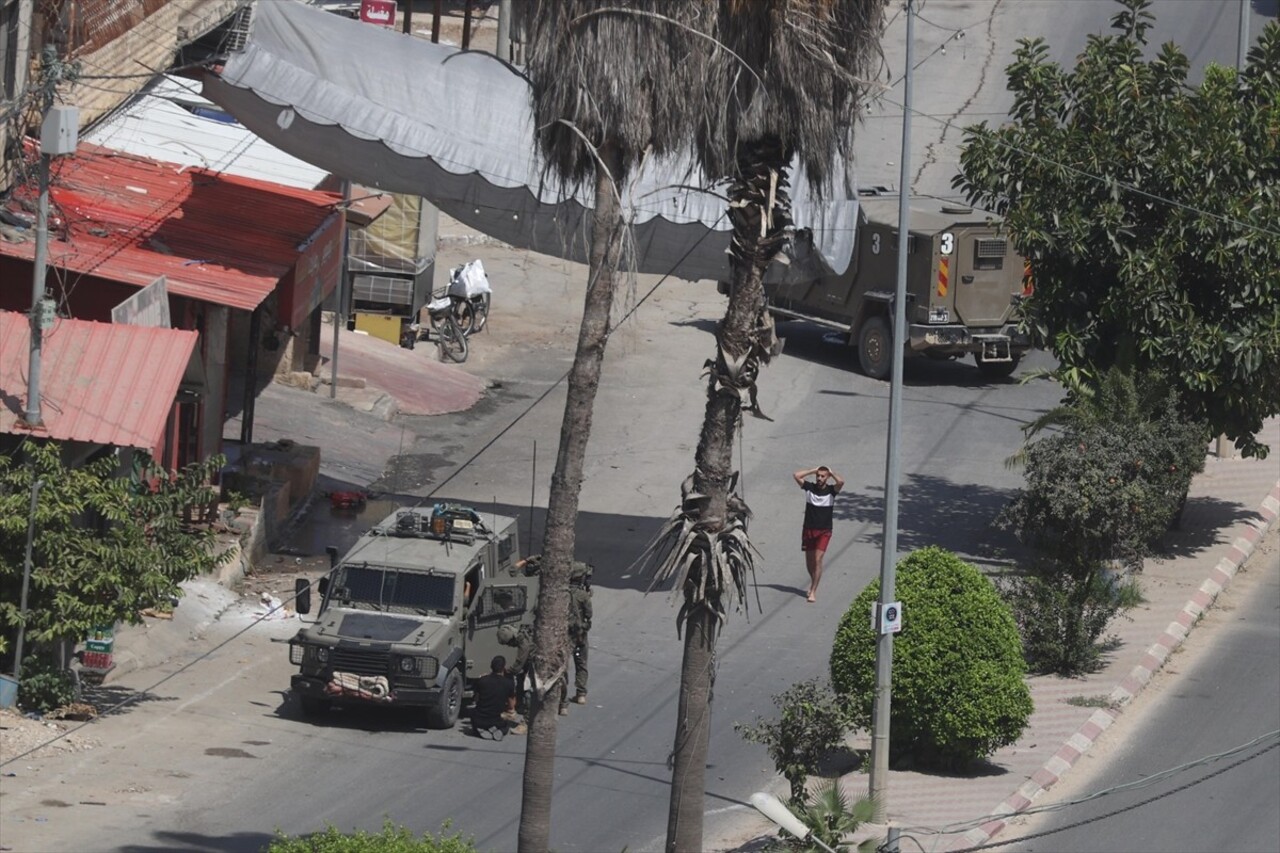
top-left (725, 420), bottom-right (1280, 853)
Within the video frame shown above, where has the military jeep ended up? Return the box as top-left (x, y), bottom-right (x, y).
top-left (288, 503), bottom-right (537, 728)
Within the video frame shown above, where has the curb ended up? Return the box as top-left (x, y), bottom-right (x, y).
top-left (950, 480), bottom-right (1280, 852)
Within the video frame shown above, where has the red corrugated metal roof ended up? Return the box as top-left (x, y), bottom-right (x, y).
top-left (0, 142), bottom-right (341, 311)
top-left (0, 311), bottom-right (198, 452)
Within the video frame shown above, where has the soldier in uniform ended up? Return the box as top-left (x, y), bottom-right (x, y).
top-left (510, 554), bottom-right (593, 714)
top-left (567, 560), bottom-right (593, 707)
top-left (497, 622), bottom-right (535, 716)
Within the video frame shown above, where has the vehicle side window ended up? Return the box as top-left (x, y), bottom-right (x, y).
top-left (973, 239), bottom-right (1006, 270)
top-left (479, 584), bottom-right (526, 625)
top-left (464, 564), bottom-right (482, 608)
top-left (497, 534), bottom-right (515, 566)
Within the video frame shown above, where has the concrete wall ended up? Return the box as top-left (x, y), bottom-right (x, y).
top-left (62, 0), bottom-right (239, 127)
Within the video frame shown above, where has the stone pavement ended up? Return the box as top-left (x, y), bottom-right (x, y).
top-left (718, 420), bottom-right (1280, 853)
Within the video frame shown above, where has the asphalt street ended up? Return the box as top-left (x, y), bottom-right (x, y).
top-left (2, 3), bottom-right (1274, 853)
top-left (1008, 528), bottom-right (1280, 853)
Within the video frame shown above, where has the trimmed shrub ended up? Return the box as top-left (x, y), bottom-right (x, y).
top-left (830, 547), bottom-right (1032, 770)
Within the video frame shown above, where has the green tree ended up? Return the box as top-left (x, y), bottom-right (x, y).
top-left (736, 678), bottom-right (853, 807)
top-left (0, 440), bottom-right (230, 660)
top-left (953, 0), bottom-right (1280, 458)
top-left (830, 547), bottom-right (1032, 770)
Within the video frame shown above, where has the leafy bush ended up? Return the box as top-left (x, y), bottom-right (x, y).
top-left (736, 678), bottom-right (853, 806)
top-left (17, 654), bottom-right (78, 714)
top-left (830, 547), bottom-right (1032, 770)
top-left (1001, 565), bottom-right (1124, 675)
top-left (265, 820), bottom-right (477, 853)
top-left (1000, 369), bottom-right (1208, 571)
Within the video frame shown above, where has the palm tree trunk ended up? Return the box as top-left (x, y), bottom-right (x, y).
top-left (665, 136), bottom-right (791, 853)
top-left (666, 603), bottom-right (716, 853)
top-left (518, 142), bottom-right (625, 853)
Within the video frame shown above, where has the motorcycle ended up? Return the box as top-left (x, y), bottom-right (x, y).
top-left (405, 259), bottom-right (493, 363)
top-left (440, 259), bottom-right (492, 337)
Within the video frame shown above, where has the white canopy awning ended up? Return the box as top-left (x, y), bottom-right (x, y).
top-left (205, 0), bottom-right (858, 283)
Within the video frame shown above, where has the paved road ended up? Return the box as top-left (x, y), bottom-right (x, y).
top-left (4, 4), bottom-right (1274, 853)
top-left (1008, 529), bottom-right (1280, 853)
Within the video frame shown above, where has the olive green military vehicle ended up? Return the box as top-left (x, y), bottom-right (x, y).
top-left (764, 194), bottom-right (1032, 379)
top-left (288, 503), bottom-right (537, 728)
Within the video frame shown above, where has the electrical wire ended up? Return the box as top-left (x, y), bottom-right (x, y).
top-left (897, 729), bottom-right (1280, 839)
top-left (0, 204), bottom-right (727, 768)
top-left (943, 737), bottom-right (1280, 853)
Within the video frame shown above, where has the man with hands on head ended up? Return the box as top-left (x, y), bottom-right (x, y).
top-left (794, 465), bottom-right (844, 602)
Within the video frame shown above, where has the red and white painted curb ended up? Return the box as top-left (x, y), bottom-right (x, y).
top-left (950, 481), bottom-right (1280, 852)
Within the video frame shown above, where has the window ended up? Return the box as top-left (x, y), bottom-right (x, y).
top-left (974, 239), bottom-right (1007, 271)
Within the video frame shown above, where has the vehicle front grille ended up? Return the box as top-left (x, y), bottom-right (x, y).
top-left (332, 647), bottom-right (390, 676)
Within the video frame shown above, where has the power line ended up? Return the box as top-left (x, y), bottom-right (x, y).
top-left (942, 736), bottom-right (1280, 852)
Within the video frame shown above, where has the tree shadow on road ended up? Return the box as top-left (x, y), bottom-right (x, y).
top-left (1154, 494), bottom-right (1260, 563)
top-left (80, 683), bottom-right (178, 719)
top-left (833, 471), bottom-right (1024, 569)
top-left (120, 829), bottom-right (275, 853)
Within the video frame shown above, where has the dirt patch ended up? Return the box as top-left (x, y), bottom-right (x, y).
top-left (0, 707), bottom-right (101, 764)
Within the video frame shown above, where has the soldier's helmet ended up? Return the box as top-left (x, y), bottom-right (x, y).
top-left (497, 624), bottom-right (518, 644)
top-left (570, 561), bottom-right (593, 583)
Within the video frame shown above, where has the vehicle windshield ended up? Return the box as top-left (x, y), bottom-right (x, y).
top-left (331, 564), bottom-right (456, 614)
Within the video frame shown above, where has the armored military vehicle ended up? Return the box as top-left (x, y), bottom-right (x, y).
top-left (764, 194), bottom-right (1032, 379)
top-left (288, 503), bottom-right (537, 728)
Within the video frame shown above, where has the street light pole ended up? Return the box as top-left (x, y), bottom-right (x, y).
top-left (1237, 0), bottom-right (1250, 70)
top-left (869, 0), bottom-right (915, 815)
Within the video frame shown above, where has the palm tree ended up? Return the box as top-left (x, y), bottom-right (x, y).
top-left (645, 4), bottom-right (884, 850)
top-left (518, 4), bottom-right (711, 850)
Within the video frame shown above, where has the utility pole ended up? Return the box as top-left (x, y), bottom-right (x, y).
top-left (869, 0), bottom-right (914, 815)
top-left (1218, 0), bottom-right (1249, 460)
top-left (330, 180), bottom-right (351, 399)
top-left (25, 45), bottom-right (77, 429)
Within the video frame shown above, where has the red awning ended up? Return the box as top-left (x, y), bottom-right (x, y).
top-left (0, 142), bottom-right (341, 311)
top-left (0, 311), bottom-right (198, 453)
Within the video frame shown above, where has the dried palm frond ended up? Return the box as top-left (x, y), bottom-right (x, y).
top-left (697, 0), bottom-right (887, 192)
top-left (527, 1), bottom-right (714, 190)
top-left (634, 469), bottom-right (760, 636)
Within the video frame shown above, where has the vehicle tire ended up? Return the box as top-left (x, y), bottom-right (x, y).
top-left (857, 315), bottom-right (892, 380)
top-left (298, 695), bottom-right (331, 717)
top-left (974, 352), bottom-right (1021, 379)
top-left (425, 668), bottom-right (464, 729)
top-left (470, 294), bottom-right (490, 335)
top-left (451, 297), bottom-right (476, 336)
top-left (436, 316), bottom-right (469, 363)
